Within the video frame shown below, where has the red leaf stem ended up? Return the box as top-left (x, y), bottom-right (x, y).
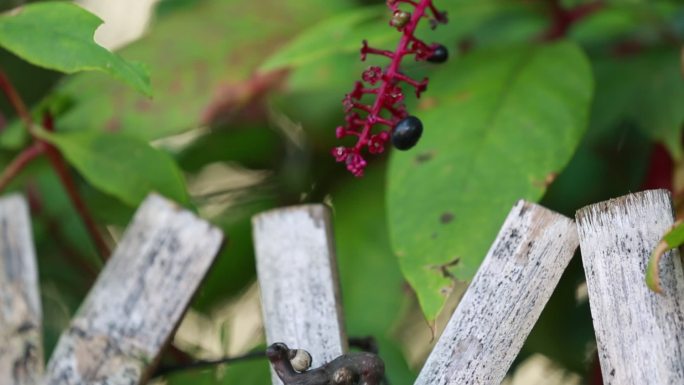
top-left (0, 142), bottom-right (45, 191)
top-left (41, 112), bottom-right (111, 261)
top-left (0, 68), bottom-right (33, 132)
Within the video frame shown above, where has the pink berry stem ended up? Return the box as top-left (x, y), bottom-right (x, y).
top-left (354, 0), bottom-right (431, 152)
top-left (333, 0), bottom-right (447, 176)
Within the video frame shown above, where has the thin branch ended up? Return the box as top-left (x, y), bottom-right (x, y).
top-left (0, 67), bottom-right (33, 132)
top-left (0, 69), bottom-right (110, 263)
top-left (152, 336), bottom-right (385, 379)
top-left (0, 110), bottom-right (7, 131)
top-left (0, 142), bottom-right (44, 192)
top-left (41, 113), bottom-right (111, 261)
top-left (539, 0), bottom-right (604, 41)
top-left (151, 350), bottom-right (266, 378)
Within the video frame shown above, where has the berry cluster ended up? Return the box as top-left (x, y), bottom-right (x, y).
top-left (332, 0), bottom-right (448, 177)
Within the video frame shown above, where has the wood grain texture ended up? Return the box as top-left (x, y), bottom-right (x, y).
top-left (414, 200), bottom-right (578, 385)
top-left (43, 193), bottom-right (223, 385)
top-left (253, 204), bottom-right (346, 385)
top-left (0, 194), bottom-right (42, 385)
top-left (576, 189), bottom-right (684, 385)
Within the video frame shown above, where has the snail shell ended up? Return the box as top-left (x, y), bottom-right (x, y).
top-left (288, 349), bottom-right (312, 372)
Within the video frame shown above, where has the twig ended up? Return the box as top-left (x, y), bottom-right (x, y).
top-left (540, 0), bottom-right (604, 41)
top-left (0, 67), bottom-right (111, 262)
top-left (0, 142), bottom-right (44, 191)
top-left (152, 336), bottom-right (388, 380)
top-left (41, 112), bottom-right (111, 261)
top-left (348, 336), bottom-right (378, 354)
top-left (151, 350), bottom-right (266, 378)
top-left (0, 67), bottom-right (33, 132)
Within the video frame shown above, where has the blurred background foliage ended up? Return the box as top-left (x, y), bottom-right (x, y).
top-left (0, 0), bottom-right (682, 384)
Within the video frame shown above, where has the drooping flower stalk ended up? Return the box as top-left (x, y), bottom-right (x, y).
top-left (332, 0), bottom-right (448, 177)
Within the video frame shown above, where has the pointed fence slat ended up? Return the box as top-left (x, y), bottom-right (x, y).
top-left (0, 195), bottom-right (42, 385)
top-left (414, 200), bottom-right (578, 385)
top-left (253, 205), bottom-right (346, 385)
top-left (576, 190), bottom-right (684, 385)
top-left (43, 194), bottom-right (223, 385)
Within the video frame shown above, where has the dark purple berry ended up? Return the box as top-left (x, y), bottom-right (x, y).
top-left (391, 116), bottom-right (423, 150)
top-left (427, 44), bottom-right (449, 63)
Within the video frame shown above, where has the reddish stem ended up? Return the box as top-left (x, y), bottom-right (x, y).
top-left (0, 142), bottom-right (45, 191)
top-left (42, 146), bottom-right (111, 261)
top-left (41, 113), bottom-right (111, 261)
top-left (589, 352), bottom-right (604, 385)
top-left (0, 66), bottom-right (111, 263)
top-left (354, 0), bottom-right (431, 152)
top-left (0, 68), bottom-right (33, 131)
top-left (540, 1), bottom-right (604, 41)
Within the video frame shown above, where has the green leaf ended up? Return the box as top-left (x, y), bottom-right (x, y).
top-left (53, 0), bottom-right (354, 141)
top-left (570, 2), bottom-right (682, 46)
top-left (646, 220), bottom-right (684, 293)
top-left (36, 130), bottom-right (189, 207)
top-left (0, 2), bottom-right (151, 95)
top-left (0, 118), bottom-right (28, 149)
top-left (629, 49), bottom-right (684, 160)
top-left (586, 48), bottom-right (684, 160)
top-left (261, 0), bottom-right (543, 72)
top-left (333, 164), bottom-right (416, 385)
top-left (540, 50), bottom-right (655, 218)
top-left (266, 0), bottom-right (545, 151)
top-left (387, 41), bottom-right (593, 320)
top-left (335, 165), bottom-right (406, 334)
top-left (663, 221), bottom-right (684, 246)
top-left (261, 6), bottom-right (386, 71)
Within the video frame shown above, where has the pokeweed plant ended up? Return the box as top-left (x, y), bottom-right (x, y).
top-left (1, 0), bottom-right (683, 383)
top-left (331, 0), bottom-right (448, 177)
top-left (0, 2), bottom-right (184, 262)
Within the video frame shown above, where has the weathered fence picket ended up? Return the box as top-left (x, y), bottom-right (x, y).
top-left (1, 187), bottom-right (682, 384)
top-left (252, 205), bottom-right (346, 385)
top-left (42, 194), bottom-right (223, 385)
top-left (414, 200), bottom-right (579, 385)
top-left (576, 190), bottom-right (684, 385)
top-left (0, 195), bottom-right (43, 385)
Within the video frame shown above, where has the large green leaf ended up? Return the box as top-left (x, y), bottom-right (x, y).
top-left (629, 49), bottom-right (684, 160)
top-left (387, 41), bottom-right (593, 320)
top-left (54, 0), bottom-right (354, 141)
top-left (0, 48), bottom-right (62, 150)
top-left (261, 6), bottom-right (386, 71)
top-left (0, 2), bottom-right (150, 95)
top-left (36, 130), bottom-right (189, 207)
top-left (333, 164), bottom-right (415, 385)
top-left (261, 0), bottom-right (543, 72)
top-left (266, 0), bottom-right (545, 151)
top-left (570, 2), bottom-right (683, 46)
top-left (586, 48), bottom-right (683, 160)
top-left (335, 165), bottom-right (406, 334)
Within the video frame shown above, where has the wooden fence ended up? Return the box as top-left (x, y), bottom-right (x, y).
top-left (0, 189), bottom-right (682, 384)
